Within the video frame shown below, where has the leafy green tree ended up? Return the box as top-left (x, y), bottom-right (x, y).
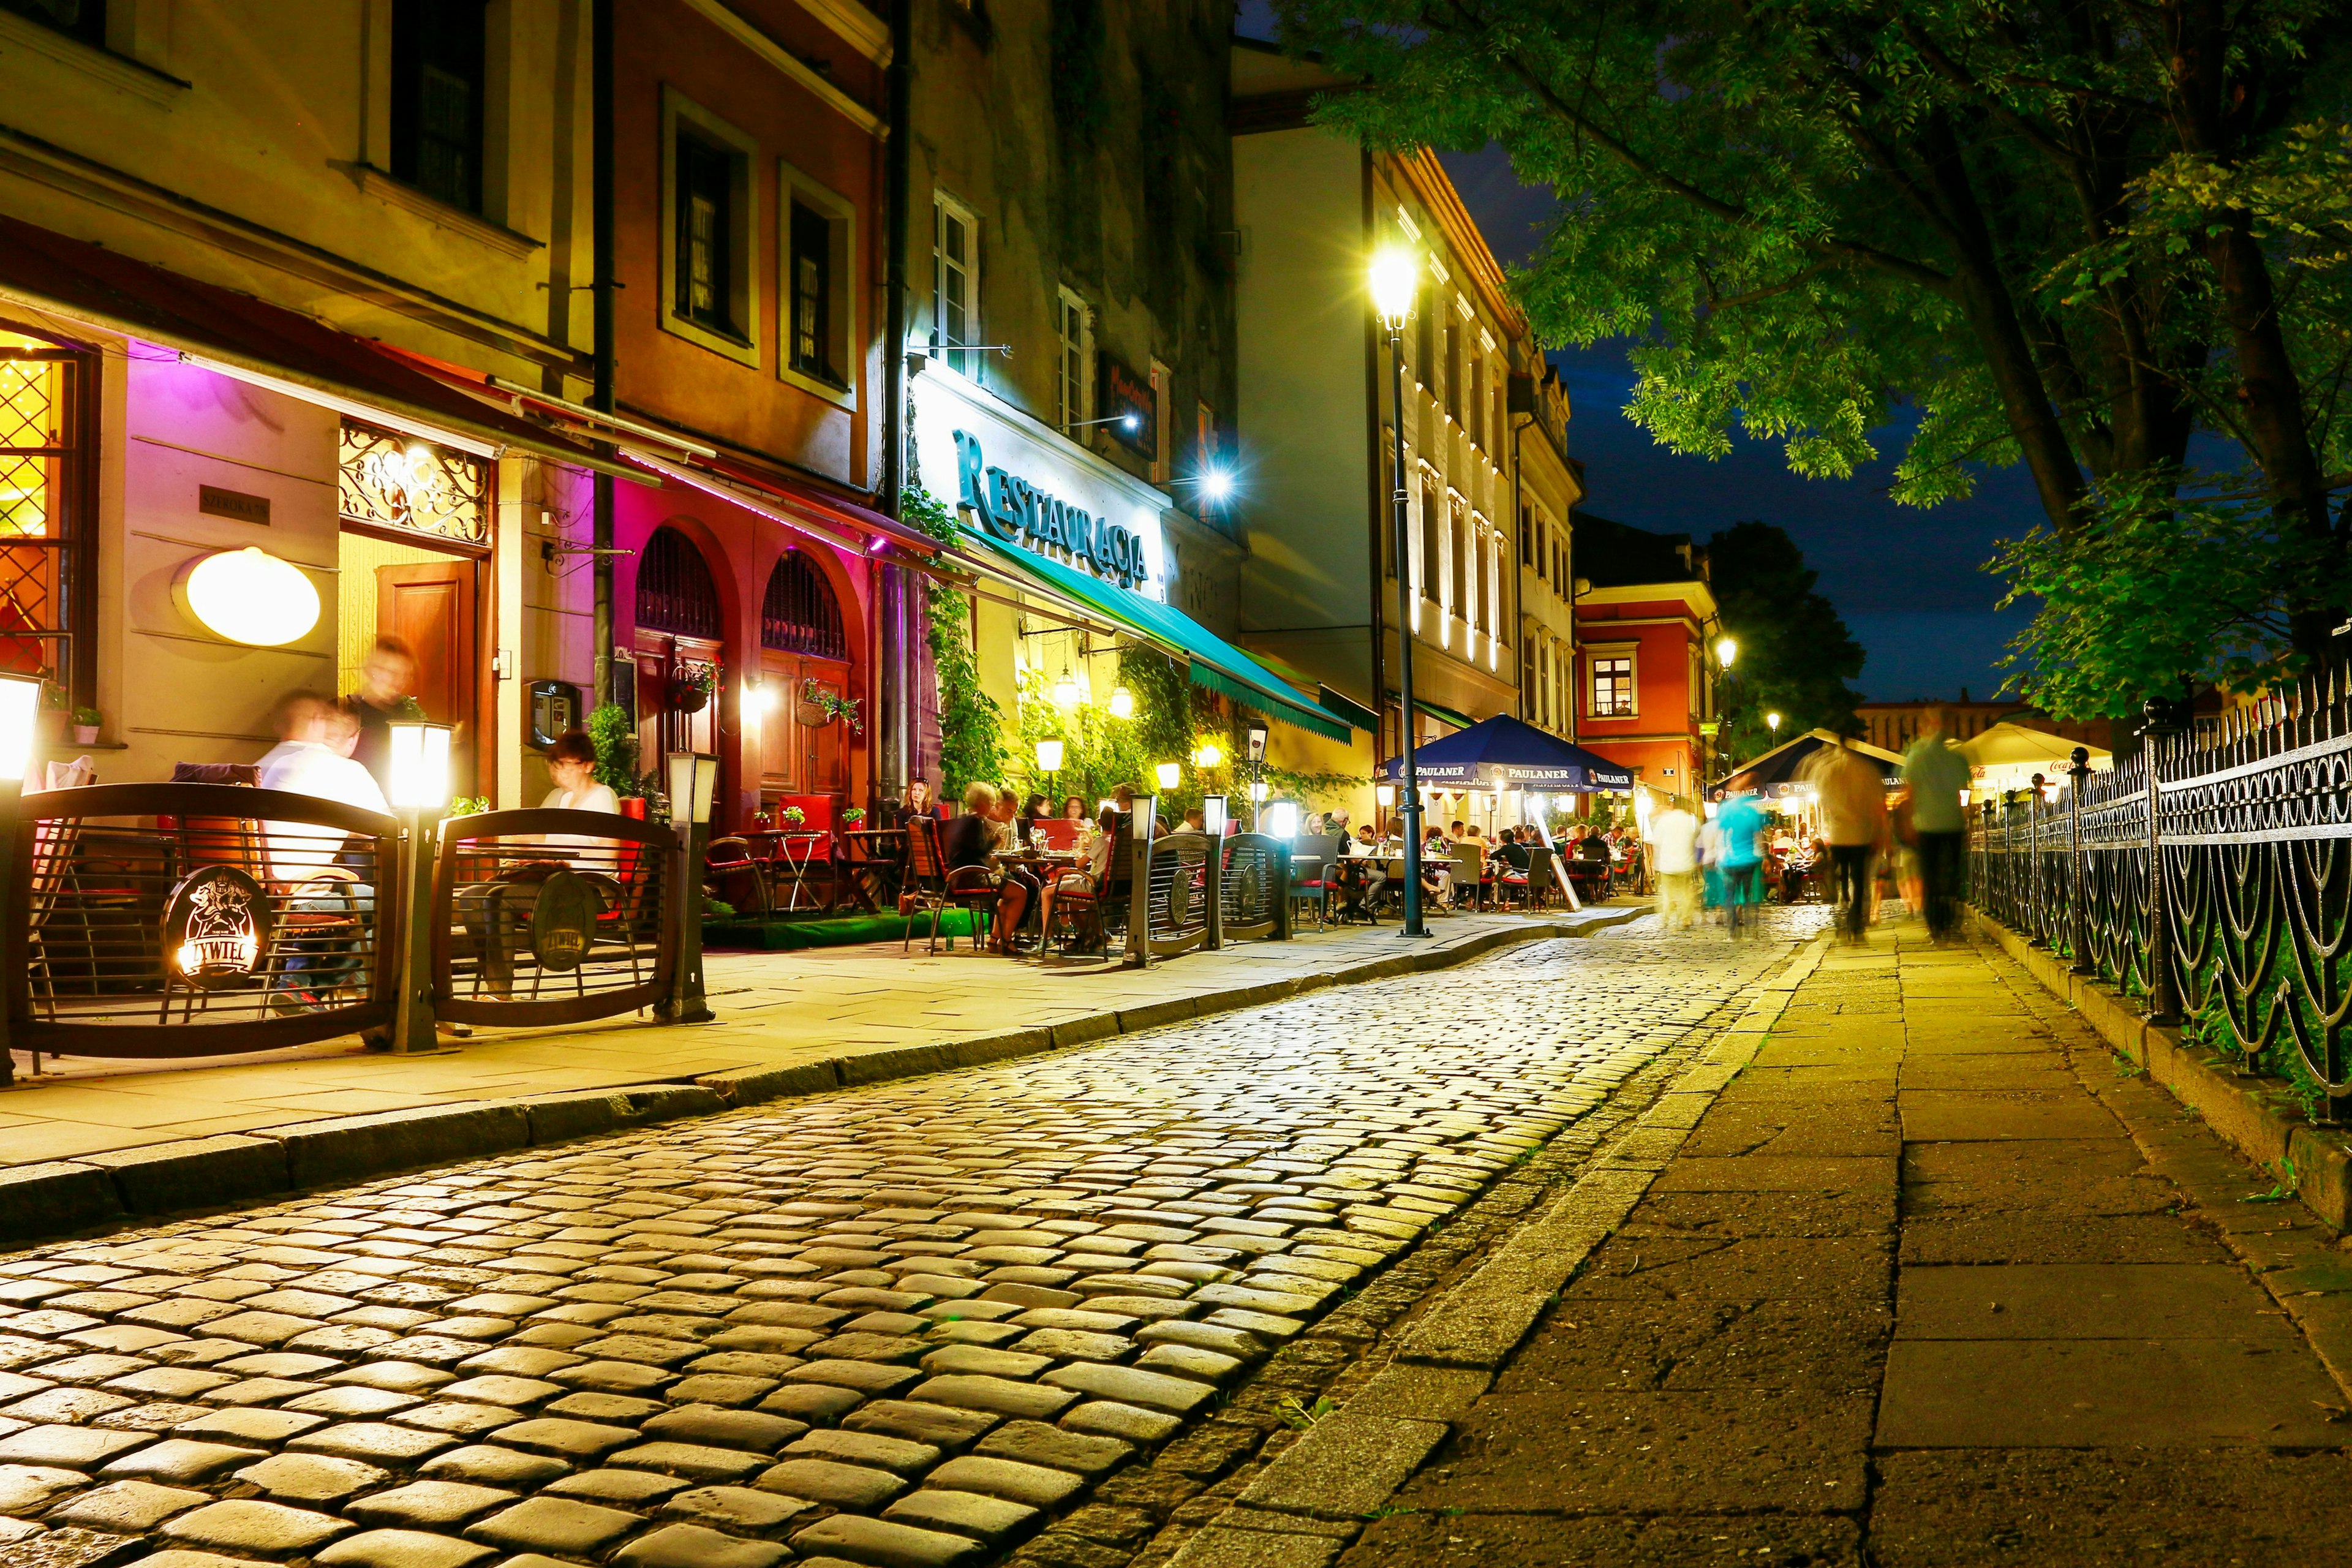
top-left (902, 489), bottom-right (1004, 795)
top-left (1270, 0), bottom-right (2352, 710)
top-left (1708, 522), bottom-right (1865, 764)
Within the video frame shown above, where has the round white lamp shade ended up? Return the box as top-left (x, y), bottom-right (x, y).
top-left (179, 548), bottom-right (320, 647)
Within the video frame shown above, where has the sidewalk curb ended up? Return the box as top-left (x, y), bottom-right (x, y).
top-left (1163, 934), bottom-right (1830, 1567)
top-left (0, 907), bottom-right (1648, 1252)
top-left (1969, 910), bottom-right (2352, 1232)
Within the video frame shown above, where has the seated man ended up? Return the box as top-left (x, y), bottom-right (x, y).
top-left (462, 730), bottom-right (623, 997)
top-left (257, 693), bottom-right (388, 1009)
top-left (1492, 827), bottom-right (1533, 892)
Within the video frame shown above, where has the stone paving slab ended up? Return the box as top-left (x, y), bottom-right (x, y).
top-left (0, 918), bottom-right (1784, 1568)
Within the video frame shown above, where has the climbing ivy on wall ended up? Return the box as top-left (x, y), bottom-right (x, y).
top-left (903, 489), bottom-right (1005, 796)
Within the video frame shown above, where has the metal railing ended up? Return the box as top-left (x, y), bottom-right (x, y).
top-left (1119, 802), bottom-right (1294, 967)
top-left (1218, 832), bottom-right (1290, 941)
top-left (1970, 673), bottom-right (2352, 1114)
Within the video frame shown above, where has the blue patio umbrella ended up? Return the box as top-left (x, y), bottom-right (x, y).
top-left (1381, 714), bottom-right (1637, 791)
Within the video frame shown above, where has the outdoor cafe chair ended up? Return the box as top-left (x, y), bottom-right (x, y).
top-left (1287, 832), bottom-right (1341, 930)
top-left (902, 816), bottom-right (957, 954)
top-left (1450, 845), bottom-right (1485, 911)
top-left (1040, 867), bottom-right (1105, 956)
top-left (703, 835), bottom-right (772, 916)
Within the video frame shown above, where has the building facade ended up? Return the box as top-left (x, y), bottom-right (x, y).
top-left (1570, 513), bottom-right (1721, 799)
top-left (0, 0), bottom-right (914, 829)
top-left (1231, 39), bottom-right (1529, 810)
top-left (1513, 366), bottom-right (1579, 740)
top-left (1857, 699), bottom-right (2113, 756)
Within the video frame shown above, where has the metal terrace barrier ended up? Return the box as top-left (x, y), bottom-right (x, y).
top-left (1217, 831), bottom-right (1290, 943)
top-left (431, 808), bottom-right (679, 1028)
top-left (5, 782), bottom-right (399, 1063)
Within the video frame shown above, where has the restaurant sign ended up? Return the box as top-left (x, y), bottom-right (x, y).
top-left (955, 429), bottom-right (1147, 590)
top-left (1096, 356), bottom-right (1156, 459)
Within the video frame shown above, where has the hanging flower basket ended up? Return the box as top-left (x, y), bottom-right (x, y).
top-left (796, 696), bottom-right (835, 727)
top-left (796, 678), bottom-right (864, 733)
top-left (668, 661), bottom-right (718, 714)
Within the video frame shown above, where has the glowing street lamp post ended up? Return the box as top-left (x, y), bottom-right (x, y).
top-left (1370, 247), bottom-right (1430, 938)
top-left (1245, 721), bottom-right (1268, 830)
top-left (661, 752), bottom-right (720, 1025)
top-left (386, 722), bottom-right (453, 1054)
top-left (0, 672), bottom-right (42, 1084)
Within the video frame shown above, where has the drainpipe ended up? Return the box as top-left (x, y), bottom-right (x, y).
top-left (589, 0), bottom-right (617, 710)
top-left (875, 0), bottom-right (914, 803)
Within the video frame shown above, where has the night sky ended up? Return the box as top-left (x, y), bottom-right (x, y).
top-left (1232, 4), bottom-right (2040, 703)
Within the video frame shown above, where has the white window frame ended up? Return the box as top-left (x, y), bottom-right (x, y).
top-left (933, 191), bottom-right (981, 378)
top-left (778, 159), bottom-right (856, 409)
top-left (1589, 644), bottom-right (1638, 719)
top-left (1056, 286), bottom-right (1093, 435)
top-left (660, 88), bottom-right (761, 368)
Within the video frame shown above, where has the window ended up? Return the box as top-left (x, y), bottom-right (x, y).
top-left (1443, 320), bottom-right (1461, 424)
top-left (0, 326), bottom-right (92, 701)
top-left (661, 92), bottom-right (758, 363)
top-left (1591, 652), bottom-right (1635, 718)
top-left (636, 526), bottom-right (723, 638)
top-left (1555, 639), bottom-right (1570, 729)
top-left (933, 194), bottom-right (979, 376)
top-left (1414, 279), bottom-right (1434, 389)
top-left (1196, 400), bottom-right (1216, 469)
top-left (789, 202), bottom-right (836, 382)
top-left (1468, 355), bottom-right (1483, 448)
top-left (2, 0), bottom-right (105, 47)
top-left (781, 164), bottom-right (855, 401)
top-left (391, 0), bottom-right (488, 213)
top-left (1149, 360), bottom-right (1172, 483)
top-left (1057, 288), bottom-right (1092, 434)
top-left (1523, 636), bottom-right (1540, 726)
top-left (1450, 503), bottom-right (1468, 619)
top-left (1519, 509), bottom-right (1534, 569)
top-left (1418, 479), bottom-right (1439, 607)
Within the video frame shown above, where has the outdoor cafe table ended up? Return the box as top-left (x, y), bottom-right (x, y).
top-left (745, 829), bottom-right (834, 914)
top-left (836, 828), bottom-right (903, 916)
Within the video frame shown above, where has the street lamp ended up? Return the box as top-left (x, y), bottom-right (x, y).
top-left (1192, 741), bottom-right (1223, 769)
top-left (1265, 801), bottom-right (1299, 840)
top-left (661, 752), bottom-right (720, 1024)
top-left (1245, 720), bottom-right (1268, 829)
top-left (1202, 794), bottom-right (1228, 835)
top-left (1767, 712), bottom-right (1782, 736)
top-left (1154, 760), bottom-right (1183, 791)
top-left (1035, 739), bottom-right (1065, 775)
top-left (1714, 636), bottom-right (1738, 669)
top-left (1370, 246), bottom-right (1430, 938)
top-left (1108, 686), bottom-right (1134, 720)
top-left (386, 721), bottom-right (453, 1054)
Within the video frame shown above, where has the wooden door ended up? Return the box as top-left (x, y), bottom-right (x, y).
top-left (378, 560), bottom-right (477, 793)
top-left (635, 630), bottom-right (722, 789)
top-left (802, 663), bottom-right (849, 793)
top-left (760, 650), bottom-right (799, 801)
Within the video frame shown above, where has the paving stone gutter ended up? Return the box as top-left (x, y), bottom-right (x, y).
top-left (0, 910), bottom-right (1645, 1253)
top-left (1015, 934), bottom-right (1831, 1568)
top-left (1969, 909), bottom-right (2352, 1233)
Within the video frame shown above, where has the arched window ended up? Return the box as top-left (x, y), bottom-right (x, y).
top-left (635, 525), bottom-right (722, 638)
top-left (761, 549), bottom-right (845, 659)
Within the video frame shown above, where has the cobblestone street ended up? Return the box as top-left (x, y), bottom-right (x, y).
top-left (0, 917), bottom-right (1817, 1568)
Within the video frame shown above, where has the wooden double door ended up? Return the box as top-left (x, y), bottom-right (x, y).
top-left (758, 650), bottom-right (850, 802)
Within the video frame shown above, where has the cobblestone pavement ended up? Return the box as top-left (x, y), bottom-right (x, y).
top-left (0, 915), bottom-right (1819, 1568)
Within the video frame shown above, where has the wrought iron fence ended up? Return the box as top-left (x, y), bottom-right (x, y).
top-left (4, 782), bottom-right (399, 1060)
top-left (431, 809), bottom-right (679, 1028)
top-left (1970, 675), bottom-right (2352, 1112)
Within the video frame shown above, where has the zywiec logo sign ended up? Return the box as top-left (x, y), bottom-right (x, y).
top-left (529, 869), bottom-right (600, 973)
top-left (162, 867), bottom-right (271, 990)
top-left (954, 429), bottom-right (1147, 590)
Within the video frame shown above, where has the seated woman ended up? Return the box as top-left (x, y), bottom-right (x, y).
top-left (943, 783), bottom-right (1041, 953)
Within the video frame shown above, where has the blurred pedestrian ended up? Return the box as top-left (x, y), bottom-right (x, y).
top-left (1902, 710), bottom-right (1972, 941)
top-left (1716, 775), bottom-right (1770, 938)
top-left (1651, 796), bottom-right (1700, 930)
top-left (342, 633), bottom-right (418, 790)
top-left (1806, 736), bottom-right (1888, 943)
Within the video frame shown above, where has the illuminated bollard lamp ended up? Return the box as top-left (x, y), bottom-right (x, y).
top-left (386, 722), bottom-right (453, 1054)
top-left (0, 671), bottom-right (40, 1084)
top-left (661, 752), bottom-right (720, 1025)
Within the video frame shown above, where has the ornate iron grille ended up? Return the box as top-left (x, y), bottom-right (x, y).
top-left (1134, 832), bottom-right (1211, 957)
top-left (1972, 667), bottom-right (2352, 1111)
top-left (636, 525), bottom-right (723, 639)
top-left (337, 421), bottom-right (489, 546)
top-left (761, 549), bottom-right (846, 658)
top-left (431, 808), bottom-right (678, 1028)
top-left (8, 782), bottom-right (398, 1056)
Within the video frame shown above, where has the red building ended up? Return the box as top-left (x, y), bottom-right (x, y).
top-left (1570, 514), bottom-right (1722, 800)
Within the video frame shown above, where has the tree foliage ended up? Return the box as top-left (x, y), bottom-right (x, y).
top-left (902, 489), bottom-right (1005, 796)
top-left (1707, 522), bottom-right (1866, 763)
top-left (1271, 0), bottom-right (2352, 710)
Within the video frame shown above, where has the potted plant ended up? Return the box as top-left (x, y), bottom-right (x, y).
top-left (780, 805), bottom-right (807, 829)
top-left (37, 680), bottom-right (68, 743)
top-left (752, 808), bottom-right (773, 831)
top-left (70, 706), bottom-right (100, 746)
top-left (842, 806), bottom-right (867, 829)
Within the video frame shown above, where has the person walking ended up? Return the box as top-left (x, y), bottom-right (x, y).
top-left (1806, 735), bottom-right (1890, 943)
top-left (1902, 710), bottom-right (1973, 942)
top-left (1716, 777), bottom-right (1770, 938)
top-left (1650, 796), bottom-right (1701, 930)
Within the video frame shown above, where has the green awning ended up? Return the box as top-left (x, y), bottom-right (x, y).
top-left (960, 525), bottom-right (1353, 742)
top-left (1389, 694), bottom-right (1476, 731)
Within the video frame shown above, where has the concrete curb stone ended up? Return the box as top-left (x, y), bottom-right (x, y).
top-left (1, 905), bottom-right (1647, 1254)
